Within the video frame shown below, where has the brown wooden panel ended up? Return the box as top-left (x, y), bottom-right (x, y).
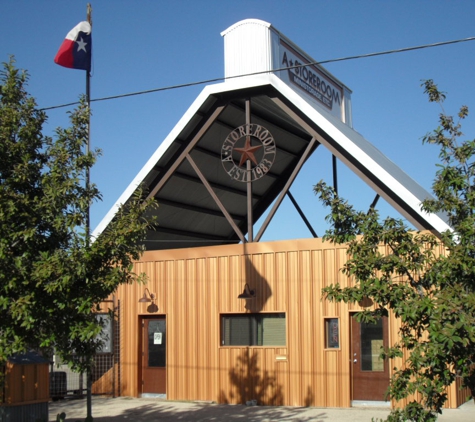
top-left (3, 362), bottom-right (49, 405)
top-left (92, 366), bottom-right (114, 395)
top-left (275, 252), bottom-right (287, 311)
top-left (5, 364), bottom-right (21, 404)
top-left (111, 237), bottom-right (463, 409)
top-left (23, 365), bottom-right (35, 402)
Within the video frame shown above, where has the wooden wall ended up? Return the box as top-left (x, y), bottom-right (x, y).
top-left (113, 237), bottom-right (467, 408)
top-left (2, 361), bottom-right (49, 405)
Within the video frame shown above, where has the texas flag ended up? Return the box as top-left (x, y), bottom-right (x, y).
top-left (54, 21), bottom-right (92, 71)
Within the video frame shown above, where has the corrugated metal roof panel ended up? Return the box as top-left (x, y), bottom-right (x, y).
top-left (92, 74), bottom-right (450, 250)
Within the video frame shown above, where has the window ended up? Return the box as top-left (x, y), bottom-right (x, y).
top-left (360, 318), bottom-right (384, 371)
top-left (325, 318), bottom-right (340, 349)
top-left (221, 313), bottom-right (286, 346)
top-left (95, 313), bottom-right (113, 354)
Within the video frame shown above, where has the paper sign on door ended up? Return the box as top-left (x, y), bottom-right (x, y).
top-left (154, 332), bottom-right (162, 344)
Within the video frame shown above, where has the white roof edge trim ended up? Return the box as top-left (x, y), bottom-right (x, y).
top-left (91, 75), bottom-right (274, 240)
top-left (220, 19), bottom-right (272, 37)
top-left (92, 83), bottom-right (224, 240)
top-left (264, 75), bottom-right (452, 234)
top-left (93, 72), bottom-right (451, 242)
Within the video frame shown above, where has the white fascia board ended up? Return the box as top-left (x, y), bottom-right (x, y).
top-left (265, 74), bottom-right (452, 234)
top-left (92, 84), bottom-right (220, 239)
top-left (93, 73), bottom-right (451, 241)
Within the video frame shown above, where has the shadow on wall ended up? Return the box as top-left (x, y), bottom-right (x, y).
top-left (304, 385), bottom-right (315, 407)
top-left (218, 349), bottom-right (284, 406)
top-left (241, 244), bottom-right (272, 313)
top-left (91, 354), bottom-right (114, 395)
top-left (218, 349), bottom-right (316, 407)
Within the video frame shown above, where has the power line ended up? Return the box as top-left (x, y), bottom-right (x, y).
top-left (40, 35), bottom-right (475, 111)
top-left (317, 36), bottom-right (475, 64)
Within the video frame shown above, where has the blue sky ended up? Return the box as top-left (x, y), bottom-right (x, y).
top-left (2, 1), bottom-right (474, 241)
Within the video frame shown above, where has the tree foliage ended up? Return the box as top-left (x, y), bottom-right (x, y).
top-left (314, 80), bottom-right (475, 421)
top-left (0, 58), bottom-right (156, 371)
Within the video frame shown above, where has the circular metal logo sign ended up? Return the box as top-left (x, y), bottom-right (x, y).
top-left (221, 124), bottom-right (276, 182)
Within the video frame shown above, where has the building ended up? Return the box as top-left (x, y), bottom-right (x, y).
top-left (91, 19), bottom-right (465, 408)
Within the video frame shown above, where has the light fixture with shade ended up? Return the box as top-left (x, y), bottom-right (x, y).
top-left (138, 287), bottom-right (156, 304)
top-left (358, 296), bottom-right (373, 308)
top-left (238, 283), bottom-right (256, 299)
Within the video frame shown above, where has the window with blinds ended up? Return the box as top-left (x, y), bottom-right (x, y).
top-left (221, 313), bottom-right (286, 346)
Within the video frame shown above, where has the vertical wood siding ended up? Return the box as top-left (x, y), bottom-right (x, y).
top-left (3, 362), bottom-right (49, 405)
top-left (110, 237), bottom-right (466, 409)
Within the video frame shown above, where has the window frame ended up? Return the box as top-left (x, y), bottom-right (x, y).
top-left (324, 317), bottom-right (340, 350)
top-left (220, 312), bottom-right (287, 347)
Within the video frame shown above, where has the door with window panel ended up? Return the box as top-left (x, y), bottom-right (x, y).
top-left (351, 314), bottom-right (389, 401)
top-left (141, 317), bottom-right (166, 394)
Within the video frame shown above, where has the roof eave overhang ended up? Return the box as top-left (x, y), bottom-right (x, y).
top-left (92, 74), bottom-right (451, 243)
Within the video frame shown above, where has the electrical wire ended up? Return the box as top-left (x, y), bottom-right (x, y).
top-left (40, 35), bottom-right (475, 112)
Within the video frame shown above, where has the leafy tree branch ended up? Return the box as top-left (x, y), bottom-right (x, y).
top-left (0, 58), bottom-right (157, 373)
top-left (314, 80), bottom-right (475, 421)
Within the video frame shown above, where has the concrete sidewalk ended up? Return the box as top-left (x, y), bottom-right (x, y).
top-left (49, 396), bottom-right (474, 421)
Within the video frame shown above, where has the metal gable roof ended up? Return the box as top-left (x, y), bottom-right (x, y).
top-left (92, 74), bottom-right (450, 250)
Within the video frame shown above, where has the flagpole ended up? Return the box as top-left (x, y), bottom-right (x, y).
top-left (53, 5), bottom-right (94, 420)
top-left (85, 6), bottom-right (93, 422)
top-left (86, 3), bottom-right (92, 240)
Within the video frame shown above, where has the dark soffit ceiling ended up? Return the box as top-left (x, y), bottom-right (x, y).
top-left (93, 76), bottom-right (451, 250)
top-left (139, 84), bottom-right (316, 250)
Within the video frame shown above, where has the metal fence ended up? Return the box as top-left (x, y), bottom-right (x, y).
top-left (50, 299), bottom-right (121, 399)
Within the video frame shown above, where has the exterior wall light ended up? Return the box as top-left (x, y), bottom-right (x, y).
top-left (138, 287), bottom-right (156, 304)
top-left (358, 296), bottom-right (373, 308)
top-left (238, 283), bottom-right (256, 299)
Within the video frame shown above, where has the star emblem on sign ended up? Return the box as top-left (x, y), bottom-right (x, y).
top-left (234, 136), bottom-right (262, 167)
top-left (221, 123), bottom-right (276, 183)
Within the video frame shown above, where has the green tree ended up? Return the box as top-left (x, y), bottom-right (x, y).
top-left (0, 58), bottom-right (156, 373)
top-left (314, 80), bottom-right (475, 422)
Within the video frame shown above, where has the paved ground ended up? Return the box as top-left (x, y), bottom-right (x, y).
top-left (49, 396), bottom-right (474, 421)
